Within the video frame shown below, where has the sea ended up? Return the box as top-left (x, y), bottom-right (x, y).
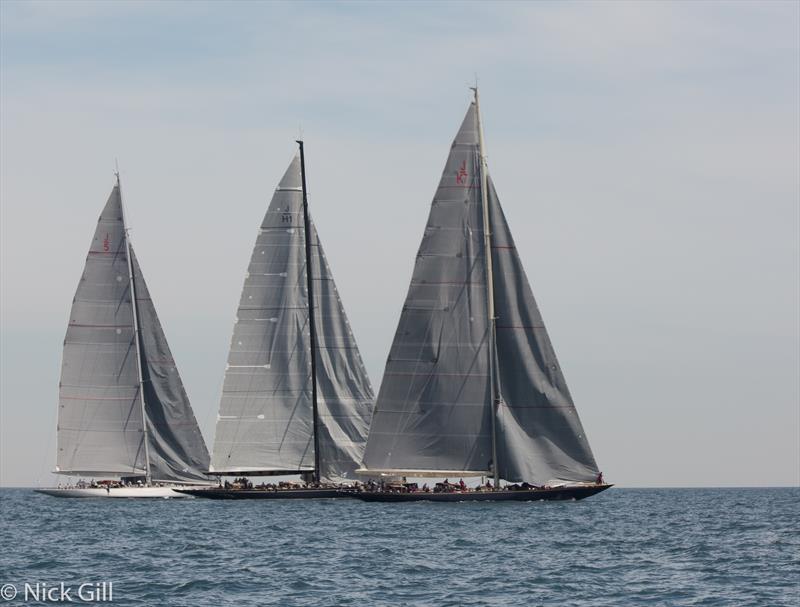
top-left (0, 487), bottom-right (797, 606)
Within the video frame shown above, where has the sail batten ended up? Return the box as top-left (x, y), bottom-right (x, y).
top-left (55, 468), bottom-right (148, 477)
top-left (357, 468), bottom-right (491, 478)
top-left (208, 467), bottom-right (314, 475)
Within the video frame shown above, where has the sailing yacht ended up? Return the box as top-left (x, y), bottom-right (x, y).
top-left (355, 90), bottom-right (611, 502)
top-left (178, 143), bottom-right (375, 499)
top-left (35, 176), bottom-right (212, 498)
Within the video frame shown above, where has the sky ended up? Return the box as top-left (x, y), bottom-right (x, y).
top-left (1, 0), bottom-right (798, 488)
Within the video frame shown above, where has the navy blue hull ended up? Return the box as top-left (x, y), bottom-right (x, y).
top-left (177, 484), bottom-right (612, 501)
top-left (175, 488), bottom-right (345, 500)
top-left (348, 484), bottom-right (612, 502)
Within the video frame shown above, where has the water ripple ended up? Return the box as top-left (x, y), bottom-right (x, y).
top-left (0, 488), bottom-right (798, 606)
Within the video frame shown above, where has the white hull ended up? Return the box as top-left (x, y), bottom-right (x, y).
top-left (34, 486), bottom-right (204, 499)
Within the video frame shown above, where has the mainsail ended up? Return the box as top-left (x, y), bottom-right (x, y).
top-left (361, 105), bottom-right (494, 476)
top-left (56, 181), bottom-right (210, 482)
top-left (57, 185), bottom-right (146, 476)
top-left (210, 154), bottom-right (374, 482)
top-left (361, 96), bottom-right (600, 484)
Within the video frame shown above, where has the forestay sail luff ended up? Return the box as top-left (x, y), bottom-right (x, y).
top-left (362, 100), bottom-right (600, 484)
top-left (57, 185), bottom-right (147, 476)
top-left (210, 156), bottom-right (374, 481)
top-left (130, 248), bottom-right (211, 483)
top-left (362, 104), bottom-right (495, 475)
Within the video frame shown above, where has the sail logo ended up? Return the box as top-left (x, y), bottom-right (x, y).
top-left (455, 160), bottom-right (468, 184)
top-left (103, 234), bottom-right (110, 252)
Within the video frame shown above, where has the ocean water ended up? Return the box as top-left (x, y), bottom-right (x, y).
top-left (0, 487), bottom-right (797, 606)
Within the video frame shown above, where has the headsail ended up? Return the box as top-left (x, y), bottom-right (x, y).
top-left (57, 185), bottom-right (146, 475)
top-left (210, 155), bottom-right (374, 481)
top-left (362, 98), bottom-right (600, 484)
top-left (130, 248), bottom-right (211, 483)
top-left (361, 105), bottom-right (494, 475)
top-left (488, 179), bottom-right (599, 483)
top-left (310, 220), bottom-right (374, 481)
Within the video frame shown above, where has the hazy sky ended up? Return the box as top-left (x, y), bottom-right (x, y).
top-left (1, 0), bottom-right (798, 487)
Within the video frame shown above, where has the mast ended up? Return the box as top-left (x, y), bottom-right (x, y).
top-left (473, 87), bottom-right (500, 489)
top-left (296, 140), bottom-right (322, 484)
top-left (118, 170), bottom-right (152, 484)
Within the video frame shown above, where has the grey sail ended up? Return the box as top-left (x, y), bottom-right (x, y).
top-left (488, 178), bottom-right (600, 484)
top-left (310, 220), bottom-right (374, 481)
top-left (130, 248), bottom-right (211, 483)
top-left (57, 185), bottom-right (147, 476)
top-left (211, 156), bottom-right (315, 474)
top-left (362, 99), bottom-right (600, 484)
top-left (211, 156), bottom-right (374, 480)
top-left (361, 104), bottom-right (495, 475)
